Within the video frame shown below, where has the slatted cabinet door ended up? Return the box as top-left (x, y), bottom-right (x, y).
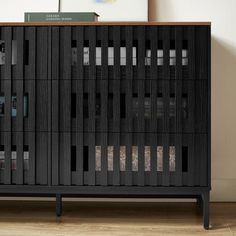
top-left (49, 24), bottom-right (210, 188)
top-left (0, 26), bottom-right (49, 186)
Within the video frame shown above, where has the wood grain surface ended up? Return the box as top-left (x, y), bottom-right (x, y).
top-left (0, 201), bottom-right (234, 236)
top-left (0, 22), bottom-right (211, 26)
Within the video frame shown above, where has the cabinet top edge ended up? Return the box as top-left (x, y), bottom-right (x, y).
top-left (0, 21), bottom-right (211, 26)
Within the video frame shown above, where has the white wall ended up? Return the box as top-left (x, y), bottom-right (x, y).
top-left (61, 0), bottom-right (148, 21)
top-left (0, 0), bottom-right (148, 22)
top-left (0, 0), bottom-right (58, 22)
top-left (150, 0), bottom-right (236, 201)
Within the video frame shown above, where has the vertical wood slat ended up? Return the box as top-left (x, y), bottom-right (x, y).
top-left (113, 26), bottom-right (121, 186)
top-left (3, 27), bottom-right (12, 184)
top-left (37, 27), bottom-right (47, 79)
top-left (196, 26), bottom-right (208, 80)
top-left (198, 27), bottom-right (209, 186)
top-left (36, 28), bottom-right (48, 132)
top-left (51, 27), bottom-right (60, 185)
top-left (36, 27), bottom-right (48, 185)
top-left (188, 133), bottom-right (195, 186)
top-left (199, 133), bottom-right (207, 186)
top-left (162, 27), bottom-right (170, 186)
top-left (88, 26), bottom-right (96, 186)
top-left (62, 26), bottom-right (72, 185)
top-left (28, 27), bottom-right (36, 185)
top-left (194, 56), bottom-right (207, 134)
top-left (150, 26), bottom-right (157, 186)
top-left (137, 26), bottom-right (145, 186)
top-left (76, 26), bottom-right (84, 185)
top-left (16, 27), bottom-right (24, 185)
top-left (175, 26), bottom-right (183, 186)
top-left (47, 26), bottom-right (52, 186)
top-left (196, 81), bottom-right (207, 133)
top-left (187, 26), bottom-right (195, 186)
top-left (207, 26), bottom-right (211, 188)
top-left (101, 26), bottom-right (108, 186)
top-left (125, 26), bottom-right (133, 186)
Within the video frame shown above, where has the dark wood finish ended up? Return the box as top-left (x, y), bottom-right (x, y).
top-left (125, 26), bottom-right (133, 186)
top-left (175, 26), bottom-right (183, 187)
top-left (88, 26), bottom-right (96, 186)
top-left (137, 26), bottom-right (145, 186)
top-left (150, 26), bottom-right (158, 186)
top-left (75, 26), bottom-right (84, 186)
top-left (0, 23), bottom-right (211, 229)
top-left (100, 26), bottom-right (108, 186)
top-left (16, 27), bottom-right (24, 185)
top-left (51, 26), bottom-right (60, 186)
top-left (3, 27), bottom-right (12, 185)
top-left (113, 26), bottom-right (121, 186)
top-left (27, 27), bottom-right (36, 185)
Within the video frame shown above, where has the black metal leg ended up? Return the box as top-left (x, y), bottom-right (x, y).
top-left (56, 194), bottom-right (62, 217)
top-left (201, 192), bottom-right (209, 230)
top-left (196, 195), bottom-right (203, 212)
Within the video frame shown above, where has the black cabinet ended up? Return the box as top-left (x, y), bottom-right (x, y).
top-left (0, 23), bottom-right (211, 229)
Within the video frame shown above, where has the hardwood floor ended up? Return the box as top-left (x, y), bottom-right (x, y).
top-left (0, 201), bottom-right (235, 236)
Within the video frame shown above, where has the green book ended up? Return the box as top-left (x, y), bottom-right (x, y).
top-left (24, 12), bottom-right (99, 22)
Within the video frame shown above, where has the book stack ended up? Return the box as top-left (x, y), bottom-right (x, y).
top-left (24, 12), bottom-right (99, 22)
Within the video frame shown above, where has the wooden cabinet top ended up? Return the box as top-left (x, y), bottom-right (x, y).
top-left (0, 21), bottom-right (211, 26)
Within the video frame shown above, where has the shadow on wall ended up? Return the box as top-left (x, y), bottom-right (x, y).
top-left (211, 37), bottom-right (236, 181)
top-left (149, 0), bottom-right (175, 21)
top-left (148, 0), bottom-right (157, 21)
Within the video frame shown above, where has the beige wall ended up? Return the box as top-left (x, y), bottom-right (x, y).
top-left (149, 0), bottom-right (236, 201)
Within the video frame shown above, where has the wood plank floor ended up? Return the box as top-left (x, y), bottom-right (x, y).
top-left (0, 201), bottom-right (235, 236)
